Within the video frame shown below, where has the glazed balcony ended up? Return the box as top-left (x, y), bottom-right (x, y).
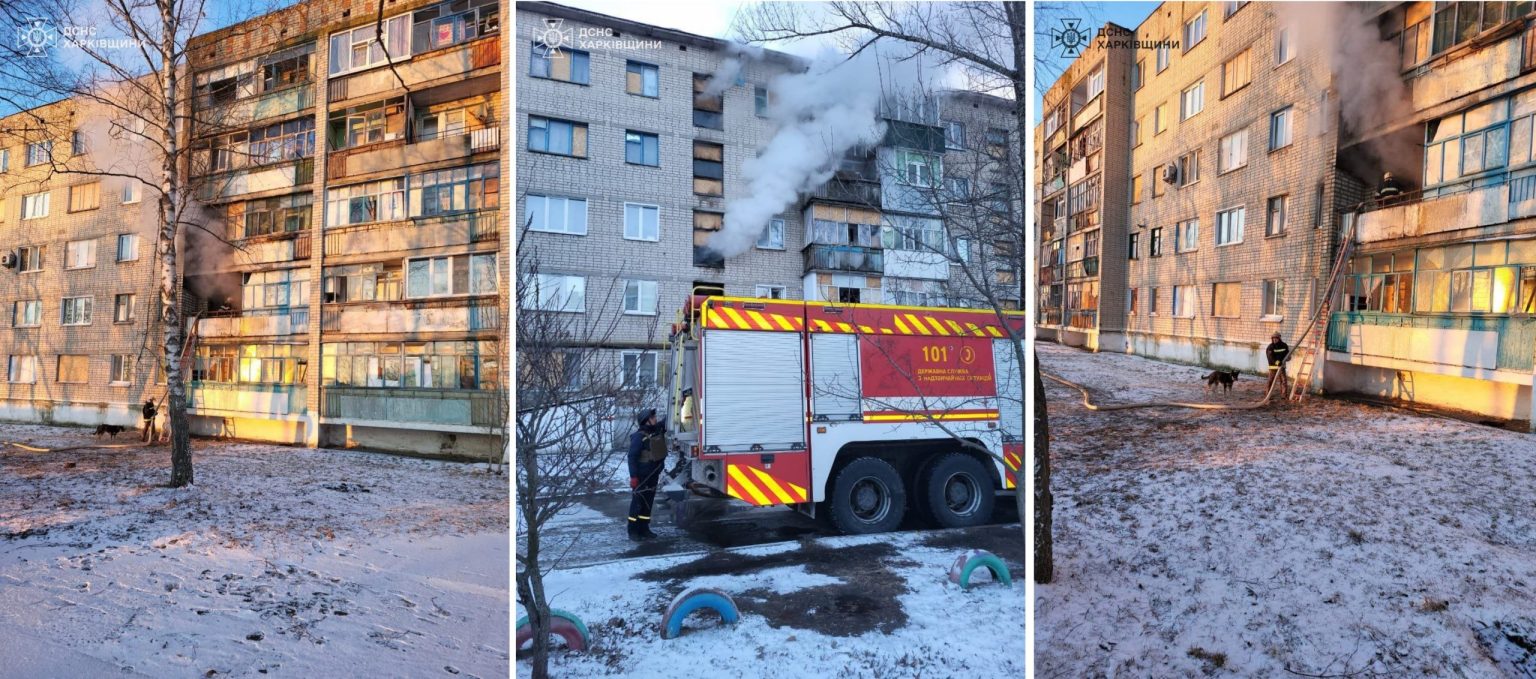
top-left (804, 243), bottom-right (884, 275)
top-left (196, 308), bottom-right (310, 338)
top-left (321, 386), bottom-right (501, 429)
top-left (189, 382), bottom-right (307, 416)
top-left (323, 209), bottom-right (499, 257)
top-left (327, 122), bottom-right (499, 181)
top-left (319, 295), bottom-right (500, 335)
top-left (1356, 169), bottom-right (1536, 244)
top-left (326, 34), bottom-right (500, 104)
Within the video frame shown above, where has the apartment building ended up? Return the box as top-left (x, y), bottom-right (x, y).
top-left (0, 99), bottom-right (166, 428)
top-left (515, 2), bottom-right (1018, 393)
top-left (1328, 2), bottom-right (1536, 424)
top-left (181, 0), bottom-right (506, 456)
top-left (1037, 23), bottom-right (1135, 351)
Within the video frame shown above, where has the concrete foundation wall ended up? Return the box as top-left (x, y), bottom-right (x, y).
top-left (0, 400), bottom-right (143, 428)
top-left (189, 414), bottom-right (310, 445)
top-left (1324, 361), bottom-right (1531, 422)
top-left (319, 423), bottom-right (501, 459)
top-left (1126, 332), bottom-right (1269, 374)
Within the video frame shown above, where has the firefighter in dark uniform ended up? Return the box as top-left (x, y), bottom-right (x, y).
top-left (627, 408), bottom-right (667, 541)
top-left (1265, 332), bottom-right (1291, 395)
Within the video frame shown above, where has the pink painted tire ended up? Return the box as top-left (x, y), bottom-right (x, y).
top-left (516, 609), bottom-right (590, 652)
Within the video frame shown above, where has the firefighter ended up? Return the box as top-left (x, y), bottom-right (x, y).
top-left (1265, 332), bottom-right (1291, 395)
top-left (627, 408), bottom-right (667, 541)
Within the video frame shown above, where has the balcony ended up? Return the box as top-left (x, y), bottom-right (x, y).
top-left (1326, 310), bottom-right (1536, 376)
top-left (229, 232), bottom-right (312, 267)
top-left (328, 34), bottom-right (500, 104)
top-left (203, 84), bottom-right (316, 128)
top-left (327, 122), bottom-right (499, 180)
top-left (806, 175), bottom-right (881, 208)
top-left (200, 158), bottom-right (314, 200)
top-left (190, 382), bottom-right (307, 416)
top-left (197, 308), bottom-right (310, 338)
top-left (320, 296), bottom-right (500, 335)
top-left (324, 210), bottom-right (499, 257)
top-left (1066, 309), bottom-right (1098, 330)
top-left (1357, 169), bottom-right (1536, 243)
top-left (322, 386), bottom-right (501, 428)
top-left (804, 244), bottom-right (884, 275)
top-left (883, 120), bottom-right (946, 153)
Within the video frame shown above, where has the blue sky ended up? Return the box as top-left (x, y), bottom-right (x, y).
top-left (1034, 1), bottom-right (1159, 121)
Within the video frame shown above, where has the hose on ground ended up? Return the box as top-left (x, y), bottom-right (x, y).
top-left (4, 440), bottom-right (149, 452)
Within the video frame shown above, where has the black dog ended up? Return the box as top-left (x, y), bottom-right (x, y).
top-left (94, 424), bottom-right (125, 438)
top-left (1203, 369), bottom-right (1240, 393)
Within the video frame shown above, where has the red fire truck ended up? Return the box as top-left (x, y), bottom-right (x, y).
top-left (664, 295), bottom-right (1025, 535)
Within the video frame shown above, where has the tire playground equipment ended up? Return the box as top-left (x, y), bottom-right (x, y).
top-left (662, 587), bottom-right (740, 639)
top-left (515, 609), bottom-right (590, 652)
top-left (949, 549), bottom-right (1013, 590)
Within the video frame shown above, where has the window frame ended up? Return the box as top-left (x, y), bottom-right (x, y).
top-left (61, 296), bottom-right (93, 326)
top-left (623, 202), bottom-right (660, 241)
top-left (756, 218), bottom-right (786, 250)
top-left (621, 279), bottom-right (659, 316)
top-left (1216, 206), bottom-right (1247, 246)
top-left (527, 194), bottom-right (589, 236)
top-left (625, 130), bottom-right (660, 166)
top-left (1269, 106), bottom-right (1294, 151)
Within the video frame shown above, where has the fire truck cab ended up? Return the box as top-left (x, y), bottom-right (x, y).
top-left (665, 295), bottom-right (1024, 535)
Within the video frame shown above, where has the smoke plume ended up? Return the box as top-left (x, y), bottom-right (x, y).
top-left (708, 47), bottom-right (939, 259)
top-left (700, 42), bottom-right (765, 100)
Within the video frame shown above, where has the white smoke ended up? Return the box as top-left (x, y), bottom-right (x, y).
top-left (700, 42), bottom-right (765, 99)
top-left (709, 47), bottom-right (940, 259)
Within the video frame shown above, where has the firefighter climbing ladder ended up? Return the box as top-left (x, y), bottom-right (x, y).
top-left (1285, 213), bottom-right (1360, 402)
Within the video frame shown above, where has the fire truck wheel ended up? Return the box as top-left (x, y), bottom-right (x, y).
top-left (828, 457), bottom-right (906, 534)
top-left (921, 453), bottom-right (996, 529)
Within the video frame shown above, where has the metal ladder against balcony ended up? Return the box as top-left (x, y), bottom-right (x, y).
top-left (1287, 214), bottom-right (1360, 402)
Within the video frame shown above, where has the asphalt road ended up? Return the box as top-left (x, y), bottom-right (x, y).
top-left (538, 488), bottom-right (1020, 569)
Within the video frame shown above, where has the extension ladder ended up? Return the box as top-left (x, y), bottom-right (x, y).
top-left (1287, 215), bottom-right (1359, 402)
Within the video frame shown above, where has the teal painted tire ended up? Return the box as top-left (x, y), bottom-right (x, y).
top-left (662, 587), bottom-right (739, 639)
top-left (948, 549), bottom-right (1013, 589)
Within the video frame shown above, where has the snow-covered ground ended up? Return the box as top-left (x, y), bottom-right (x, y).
top-left (518, 516), bottom-right (1024, 678)
top-left (0, 424), bottom-right (509, 678)
top-left (1037, 342), bottom-right (1536, 677)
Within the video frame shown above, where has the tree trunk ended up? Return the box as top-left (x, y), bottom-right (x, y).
top-left (1032, 350), bottom-right (1052, 584)
top-left (159, 1), bottom-right (193, 488)
top-left (516, 439), bottom-right (552, 678)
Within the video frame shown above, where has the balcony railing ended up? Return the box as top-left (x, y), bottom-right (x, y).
top-left (807, 176), bottom-right (881, 207)
top-left (197, 307), bottom-right (309, 337)
top-left (320, 295), bottom-right (500, 333)
top-left (1066, 309), bottom-right (1098, 330)
top-left (804, 243), bottom-right (884, 275)
top-left (322, 209), bottom-right (499, 255)
top-left (322, 386), bottom-right (501, 428)
top-left (1326, 310), bottom-right (1536, 372)
top-left (189, 382), bottom-right (307, 416)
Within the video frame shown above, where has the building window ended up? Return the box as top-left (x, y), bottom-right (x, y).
top-left (527, 116), bottom-right (587, 157)
top-left (8, 356), bottom-right (36, 383)
top-left (1132, 118), bottom-right (1143, 148)
top-left (1149, 287), bottom-right (1160, 314)
top-left (946, 176), bottom-right (971, 201)
top-left (0, 149), bottom-right (9, 172)
top-left (13, 300), bottom-right (39, 327)
top-left (1177, 151), bottom-right (1199, 186)
top-left (1129, 287), bottom-right (1139, 315)
top-left (65, 239), bottom-right (96, 269)
top-left (412, 95), bottom-right (490, 144)
top-left (322, 263), bottom-right (404, 303)
top-left (409, 163), bottom-right (499, 218)
top-left (326, 177), bottom-right (406, 227)
top-left (195, 344), bottom-right (307, 385)
top-left (71, 130), bottom-right (87, 155)
top-left (1154, 101), bottom-right (1169, 134)
top-left (1402, 12), bottom-right (1431, 69)
top-left (321, 341), bottom-right (498, 390)
top-left (1222, 48), bottom-right (1251, 97)
top-left (944, 120), bottom-right (966, 149)
top-left (1270, 106), bottom-right (1294, 150)
top-left (1180, 80), bottom-right (1204, 120)
top-left (622, 279), bottom-right (658, 315)
top-left (1424, 100), bottom-right (1514, 187)
top-left (529, 42), bottom-right (592, 84)
top-left (242, 269), bottom-right (310, 309)
top-left (1212, 282), bottom-right (1241, 318)
top-left (328, 97), bottom-right (405, 149)
top-left (527, 194), bottom-right (588, 236)
top-left (525, 273), bottom-right (585, 312)
top-left (755, 86), bottom-right (770, 117)
top-left (404, 253), bottom-right (497, 299)
top-left (757, 218), bottom-right (785, 249)
top-left (25, 141), bottom-right (50, 167)
top-left (61, 296), bottom-right (92, 326)
top-left (67, 182), bottom-right (100, 212)
top-left (1314, 183), bottom-right (1326, 228)
top-left (694, 211), bottom-right (725, 268)
top-left (21, 191), bottom-right (49, 220)
top-left (620, 351), bottom-right (659, 390)
top-left (110, 355), bottom-right (134, 384)
top-left (1131, 174), bottom-right (1144, 204)
top-left (1218, 128), bottom-right (1248, 173)
top-left (57, 355), bottom-right (88, 384)
top-left (693, 141), bottom-right (724, 195)
top-left (1176, 218), bottom-right (1199, 253)
top-left (240, 193), bottom-right (313, 238)
top-left (17, 245), bottom-right (42, 272)
top-left (1267, 195), bottom-right (1288, 236)
top-left (1430, 2), bottom-right (1519, 56)
top-left (1276, 26), bottom-right (1295, 65)
top-left (1224, 1), bottom-right (1248, 19)
top-left (1132, 59), bottom-right (1145, 91)
top-left (328, 13), bottom-right (411, 76)
top-left (884, 216), bottom-right (946, 252)
top-left (409, 0), bottom-right (499, 54)
top-left (1152, 165), bottom-right (1166, 197)
top-left (1086, 66), bottom-right (1105, 100)
top-left (1149, 227), bottom-right (1164, 256)
top-left (259, 43), bottom-right (314, 92)
top-left (626, 60), bottom-right (659, 97)
top-left (1173, 285), bottom-right (1196, 318)
top-left (755, 284), bottom-right (786, 299)
top-left (626, 131), bottom-right (660, 166)
top-left (1128, 231), bottom-right (1140, 259)
top-left (624, 203), bottom-right (659, 241)
top-left (1217, 207), bottom-right (1246, 245)
top-left (1156, 38), bottom-right (1171, 73)
top-left (122, 180), bottom-right (141, 204)
top-left (693, 73), bottom-right (724, 130)
top-left (898, 150), bottom-right (942, 187)
top-left (114, 294), bottom-right (136, 323)
top-left (1262, 279), bottom-right (1285, 319)
top-left (1184, 10), bottom-right (1208, 50)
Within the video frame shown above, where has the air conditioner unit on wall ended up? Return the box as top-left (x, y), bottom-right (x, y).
top-left (1162, 164), bottom-right (1180, 185)
top-left (1, 251), bottom-right (17, 269)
